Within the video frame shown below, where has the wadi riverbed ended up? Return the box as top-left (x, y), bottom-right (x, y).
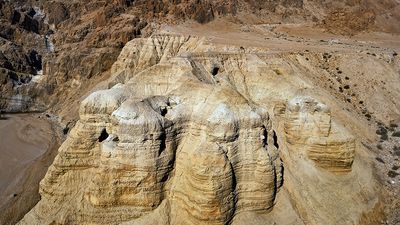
top-left (0, 113), bottom-right (62, 225)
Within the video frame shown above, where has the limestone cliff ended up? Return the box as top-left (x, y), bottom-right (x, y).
top-left (19, 35), bottom-right (383, 225)
top-left (284, 96), bottom-right (355, 172)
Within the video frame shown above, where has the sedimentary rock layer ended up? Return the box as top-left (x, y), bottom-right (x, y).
top-left (19, 35), bottom-right (380, 225)
top-left (284, 96), bottom-right (355, 172)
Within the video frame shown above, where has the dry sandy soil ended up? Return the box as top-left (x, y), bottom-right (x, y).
top-left (0, 113), bottom-right (62, 225)
top-left (162, 19), bottom-right (400, 53)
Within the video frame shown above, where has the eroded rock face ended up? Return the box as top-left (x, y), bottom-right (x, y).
top-left (19, 35), bottom-right (381, 225)
top-left (284, 96), bottom-right (355, 172)
top-left (20, 52), bottom-right (282, 225)
top-left (2, 0), bottom-right (399, 115)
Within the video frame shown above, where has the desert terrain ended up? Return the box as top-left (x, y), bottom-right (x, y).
top-left (0, 113), bottom-right (62, 225)
top-left (1, 0), bottom-right (400, 225)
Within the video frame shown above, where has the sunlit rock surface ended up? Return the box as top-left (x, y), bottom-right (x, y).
top-left (19, 35), bottom-right (382, 225)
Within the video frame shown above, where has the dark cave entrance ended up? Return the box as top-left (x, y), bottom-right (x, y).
top-left (273, 130), bottom-right (279, 148)
top-left (211, 66), bottom-right (220, 76)
top-left (98, 128), bottom-right (109, 142)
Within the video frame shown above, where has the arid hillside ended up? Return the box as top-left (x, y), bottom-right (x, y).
top-left (0, 1), bottom-right (400, 225)
top-left (1, 0), bottom-right (399, 116)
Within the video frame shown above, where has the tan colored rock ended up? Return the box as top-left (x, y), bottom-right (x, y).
top-left (19, 40), bottom-right (282, 224)
top-left (19, 35), bottom-right (382, 225)
top-left (284, 96), bottom-right (355, 172)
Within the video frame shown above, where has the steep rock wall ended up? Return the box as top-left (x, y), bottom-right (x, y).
top-left (19, 35), bottom-right (381, 225)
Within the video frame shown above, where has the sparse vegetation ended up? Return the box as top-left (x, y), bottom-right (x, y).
top-left (388, 170), bottom-right (399, 178)
top-left (376, 126), bottom-right (388, 141)
top-left (393, 146), bottom-right (400, 156)
top-left (392, 131), bottom-right (400, 137)
top-left (376, 157), bottom-right (385, 163)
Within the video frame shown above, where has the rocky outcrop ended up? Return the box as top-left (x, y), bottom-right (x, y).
top-left (321, 0), bottom-right (400, 34)
top-left (19, 48), bottom-right (283, 224)
top-left (0, 2), bottom-right (50, 112)
top-left (19, 35), bottom-right (383, 225)
top-left (2, 0), bottom-right (399, 115)
top-left (284, 96), bottom-right (355, 172)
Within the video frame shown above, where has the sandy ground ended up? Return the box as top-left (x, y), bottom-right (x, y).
top-left (161, 19), bottom-right (400, 53)
top-left (0, 113), bottom-right (61, 225)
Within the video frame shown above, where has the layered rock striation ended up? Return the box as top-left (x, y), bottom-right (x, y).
top-left (20, 36), bottom-right (284, 225)
top-left (19, 35), bottom-right (382, 225)
top-left (284, 96), bottom-right (355, 172)
top-left (2, 0), bottom-right (399, 114)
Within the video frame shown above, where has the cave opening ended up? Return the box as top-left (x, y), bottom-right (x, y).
top-left (29, 50), bottom-right (42, 72)
top-left (273, 130), bottom-right (279, 148)
top-left (211, 66), bottom-right (220, 76)
top-left (159, 132), bottom-right (166, 155)
top-left (160, 107), bottom-right (168, 117)
top-left (262, 126), bottom-right (268, 147)
top-left (98, 128), bottom-right (109, 142)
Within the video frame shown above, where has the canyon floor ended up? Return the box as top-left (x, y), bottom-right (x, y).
top-left (0, 113), bottom-right (62, 225)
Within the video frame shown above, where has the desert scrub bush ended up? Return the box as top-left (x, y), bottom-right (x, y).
top-left (375, 157), bottom-right (385, 163)
top-left (388, 170), bottom-right (399, 178)
top-left (376, 126), bottom-right (388, 141)
top-left (392, 131), bottom-right (400, 137)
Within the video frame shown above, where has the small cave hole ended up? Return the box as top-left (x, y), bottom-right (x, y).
top-left (160, 174), bottom-right (169, 183)
top-left (158, 132), bottom-right (166, 155)
top-left (98, 128), bottom-right (109, 142)
top-left (273, 130), bottom-right (279, 148)
top-left (262, 126), bottom-right (268, 147)
top-left (211, 67), bottom-right (220, 76)
top-left (160, 107), bottom-right (168, 117)
top-left (62, 127), bottom-right (69, 135)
